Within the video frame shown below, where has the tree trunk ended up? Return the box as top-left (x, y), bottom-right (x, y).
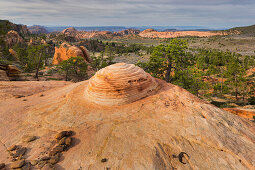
top-left (165, 63), bottom-right (172, 83)
top-left (35, 51), bottom-right (43, 81)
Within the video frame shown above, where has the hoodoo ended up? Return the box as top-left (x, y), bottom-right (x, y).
top-left (85, 63), bottom-right (160, 106)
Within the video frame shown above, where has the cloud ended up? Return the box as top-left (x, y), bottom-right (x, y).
top-left (0, 0), bottom-right (254, 28)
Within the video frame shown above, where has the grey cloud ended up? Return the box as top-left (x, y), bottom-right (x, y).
top-left (0, 0), bottom-right (254, 28)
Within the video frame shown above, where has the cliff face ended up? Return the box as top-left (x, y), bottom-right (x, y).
top-left (0, 20), bottom-right (29, 36)
top-left (59, 27), bottom-right (224, 39)
top-left (139, 29), bottom-right (223, 38)
top-left (52, 43), bottom-right (91, 65)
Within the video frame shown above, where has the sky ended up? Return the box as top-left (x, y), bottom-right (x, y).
top-left (0, 0), bottom-right (255, 28)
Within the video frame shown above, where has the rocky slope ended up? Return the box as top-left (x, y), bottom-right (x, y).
top-left (28, 25), bottom-right (48, 34)
top-left (0, 63), bottom-right (254, 169)
top-left (0, 20), bottom-right (29, 36)
top-left (4, 30), bottom-right (24, 47)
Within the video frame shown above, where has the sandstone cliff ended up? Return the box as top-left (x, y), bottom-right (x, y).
top-left (0, 63), bottom-right (254, 169)
top-left (139, 29), bottom-right (223, 38)
top-left (52, 43), bottom-right (91, 65)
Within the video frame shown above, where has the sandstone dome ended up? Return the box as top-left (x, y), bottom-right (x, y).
top-left (85, 63), bottom-right (160, 106)
top-left (0, 64), bottom-right (254, 169)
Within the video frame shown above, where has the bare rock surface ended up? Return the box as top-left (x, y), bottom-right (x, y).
top-left (52, 43), bottom-right (91, 65)
top-left (0, 63), bottom-right (254, 170)
top-left (86, 63), bottom-right (160, 106)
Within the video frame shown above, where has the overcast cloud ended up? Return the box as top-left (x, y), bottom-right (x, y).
top-left (0, 0), bottom-right (255, 28)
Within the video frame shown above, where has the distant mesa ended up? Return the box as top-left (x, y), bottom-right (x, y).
top-left (85, 63), bottom-right (160, 106)
top-left (52, 43), bottom-right (91, 65)
top-left (28, 25), bottom-right (48, 34)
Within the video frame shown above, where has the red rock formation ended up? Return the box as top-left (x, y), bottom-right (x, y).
top-left (61, 27), bottom-right (77, 35)
top-left (52, 43), bottom-right (91, 65)
top-left (139, 29), bottom-right (223, 38)
top-left (0, 63), bottom-right (254, 169)
top-left (4, 30), bottom-right (24, 47)
top-left (59, 27), bottom-right (224, 39)
top-left (85, 63), bottom-right (160, 105)
top-left (223, 108), bottom-right (255, 119)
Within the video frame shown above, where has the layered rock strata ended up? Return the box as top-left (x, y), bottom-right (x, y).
top-left (85, 63), bottom-right (160, 106)
top-left (52, 43), bottom-right (91, 65)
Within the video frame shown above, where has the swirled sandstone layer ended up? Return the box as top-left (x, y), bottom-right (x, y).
top-left (85, 63), bottom-right (160, 106)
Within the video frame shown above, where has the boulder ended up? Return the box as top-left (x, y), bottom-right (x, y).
top-left (52, 43), bottom-right (91, 65)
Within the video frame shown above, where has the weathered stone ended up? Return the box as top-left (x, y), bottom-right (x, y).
top-left (55, 131), bottom-right (68, 140)
top-left (37, 161), bottom-right (47, 168)
top-left (85, 63), bottom-right (160, 106)
top-left (101, 158), bottom-right (108, 163)
top-left (40, 156), bottom-right (51, 161)
top-left (49, 153), bottom-right (60, 165)
top-left (0, 163), bottom-right (5, 169)
top-left (13, 147), bottom-right (26, 158)
top-left (10, 159), bottom-right (25, 169)
top-left (7, 144), bottom-right (17, 151)
top-left (52, 145), bottom-right (64, 153)
top-left (52, 43), bottom-right (91, 65)
top-left (55, 131), bottom-right (72, 140)
top-left (58, 137), bottom-right (66, 145)
top-left (30, 160), bottom-right (38, 166)
top-left (41, 163), bottom-right (55, 170)
top-left (65, 137), bottom-right (72, 146)
top-left (22, 135), bottom-right (36, 142)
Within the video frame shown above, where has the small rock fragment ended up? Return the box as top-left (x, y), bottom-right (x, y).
top-left (22, 162), bottom-right (32, 170)
top-left (30, 160), bottom-right (38, 166)
top-left (15, 95), bottom-right (25, 98)
top-left (55, 131), bottom-right (72, 140)
top-left (58, 137), bottom-right (66, 145)
top-left (101, 158), bottom-right (108, 163)
top-left (40, 156), bottom-right (51, 161)
top-left (49, 153), bottom-right (60, 165)
top-left (65, 137), bottom-right (72, 146)
top-left (0, 163), bottom-right (5, 169)
top-left (7, 145), bottom-right (17, 151)
top-left (48, 151), bottom-right (58, 157)
top-left (13, 147), bottom-right (26, 158)
top-left (52, 145), bottom-right (64, 153)
top-left (41, 163), bottom-right (55, 170)
top-left (37, 161), bottom-right (47, 168)
top-left (10, 159), bottom-right (25, 169)
top-left (22, 135), bottom-right (36, 142)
